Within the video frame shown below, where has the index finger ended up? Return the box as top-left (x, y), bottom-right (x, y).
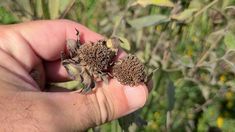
top-left (12, 19), bottom-right (104, 61)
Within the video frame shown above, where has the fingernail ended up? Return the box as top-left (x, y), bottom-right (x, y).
top-left (124, 85), bottom-right (148, 114)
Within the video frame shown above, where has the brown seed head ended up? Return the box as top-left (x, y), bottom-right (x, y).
top-left (77, 40), bottom-right (116, 72)
top-left (112, 55), bottom-right (146, 86)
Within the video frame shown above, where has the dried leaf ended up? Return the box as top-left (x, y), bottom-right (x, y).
top-left (132, 0), bottom-right (174, 7)
top-left (207, 29), bottom-right (226, 44)
top-left (215, 59), bottom-right (235, 74)
top-left (224, 50), bottom-right (235, 63)
top-left (127, 15), bottom-right (170, 29)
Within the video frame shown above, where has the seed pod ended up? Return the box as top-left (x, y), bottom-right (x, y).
top-left (112, 54), bottom-right (146, 86)
top-left (77, 40), bottom-right (116, 72)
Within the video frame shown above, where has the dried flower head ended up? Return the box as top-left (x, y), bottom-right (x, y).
top-left (77, 40), bottom-right (116, 72)
top-left (61, 29), bottom-right (119, 93)
top-left (112, 54), bottom-right (146, 86)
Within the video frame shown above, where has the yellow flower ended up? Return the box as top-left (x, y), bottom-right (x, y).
top-left (216, 116), bottom-right (224, 128)
top-left (186, 47), bottom-right (193, 57)
top-left (156, 26), bottom-right (162, 32)
top-left (219, 75), bottom-right (226, 84)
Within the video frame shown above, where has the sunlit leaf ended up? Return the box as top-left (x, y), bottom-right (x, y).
top-left (189, 0), bottom-right (203, 9)
top-left (19, 0), bottom-right (32, 16)
top-left (49, 0), bottom-right (60, 19)
top-left (171, 8), bottom-right (198, 22)
top-left (118, 37), bottom-right (131, 51)
top-left (207, 29), bottom-right (226, 44)
top-left (127, 15), bottom-right (169, 29)
top-left (53, 81), bottom-right (79, 90)
top-left (35, 0), bottom-right (43, 18)
top-left (199, 84), bottom-right (210, 100)
top-left (59, 0), bottom-right (72, 12)
top-left (144, 42), bottom-right (151, 61)
top-left (180, 55), bottom-right (194, 67)
top-left (224, 31), bottom-right (235, 50)
top-left (132, 0), bottom-right (174, 7)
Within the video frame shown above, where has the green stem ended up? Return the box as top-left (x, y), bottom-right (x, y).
top-left (194, 0), bottom-right (219, 17)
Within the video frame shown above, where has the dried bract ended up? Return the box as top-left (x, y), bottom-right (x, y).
top-left (112, 54), bottom-right (146, 86)
top-left (61, 30), bottom-right (118, 93)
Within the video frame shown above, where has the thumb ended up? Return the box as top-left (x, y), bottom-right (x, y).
top-left (49, 79), bottom-right (148, 131)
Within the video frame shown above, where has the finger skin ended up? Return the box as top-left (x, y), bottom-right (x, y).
top-left (45, 80), bottom-right (148, 131)
top-left (11, 19), bottom-right (103, 61)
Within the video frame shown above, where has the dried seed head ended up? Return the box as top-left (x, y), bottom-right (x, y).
top-left (112, 55), bottom-right (146, 86)
top-left (77, 40), bottom-right (116, 72)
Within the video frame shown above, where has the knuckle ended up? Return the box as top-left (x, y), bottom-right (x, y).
top-left (86, 90), bottom-right (115, 125)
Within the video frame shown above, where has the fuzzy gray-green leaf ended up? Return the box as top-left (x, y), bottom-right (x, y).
top-left (127, 15), bottom-right (170, 29)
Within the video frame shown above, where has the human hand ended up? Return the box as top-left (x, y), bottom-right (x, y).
top-left (0, 20), bottom-right (148, 132)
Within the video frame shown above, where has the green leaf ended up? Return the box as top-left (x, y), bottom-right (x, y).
top-left (59, 0), bottom-right (72, 12)
top-left (49, 0), bottom-right (60, 19)
top-left (144, 42), bottom-right (151, 61)
top-left (41, 0), bottom-right (50, 19)
top-left (171, 8), bottom-right (198, 22)
top-left (0, 7), bottom-right (18, 24)
top-left (118, 112), bottom-right (137, 131)
top-left (180, 55), bottom-right (194, 67)
top-left (35, 0), bottom-right (43, 18)
top-left (132, 0), bottom-right (174, 7)
top-left (167, 80), bottom-right (175, 111)
top-left (118, 37), bottom-right (131, 51)
top-left (224, 32), bottom-right (235, 50)
top-left (127, 15), bottom-right (170, 29)
top-left (19, 0), bottom-right (32, 16)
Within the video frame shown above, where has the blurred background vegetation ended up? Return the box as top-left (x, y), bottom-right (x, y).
top-left (1, 0), bottom-right (235, 131)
